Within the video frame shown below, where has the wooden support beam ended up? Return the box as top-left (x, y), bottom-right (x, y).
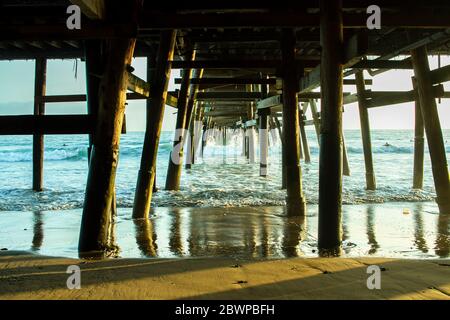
top-left (355, 71), bottom-right (376, 190)
top-left (185, 69), bottom-right (204, 170)
top-left (186, 101), bottom-right (198, 168)
top-left (257, 92), bottom-right (352, 110)
top-left (343, 93), bottom-right (359, 105)
top-left (412, 78), bottom-right (424, 190)
top-left (0, 23), bottom-right (137, 41)
top-left (33, 58), bottom-right (47, 192)
top-left (40, 94), bottom-right (87, 103)
top-left (344, 79), bottom-right (373, 86)
top-left (318, 0), bottom-right (344, 256)
top-left (430, 64), bottom-right (450, 85)
top-left (196, 92), bottom-right (262, 100)
top-left (39, 94), bottom-right (178, 109)
top-left (166, 50), bottom-right (195, 191)
top-left (127, 72), bottom-right (150, 97)
top-left (299, 104), bottom-right (311, 163)
top-left (79, 48), bottom-right (134, 254)
top-left (174, 77), bottom-right (277, 85)
top-left (169, 59), bottom-right (317, 70)
top-left (84, 40), bottom-right (104, 160)
top-left (352, 59), bottom-right (413, 70)
top-left (411, 46), bottom-right (450, 214)
top-left (281, 29), bottom-right (306, 216)
top-left (0, 115), bottom-right (93, 135)
top-left (366, 85), bottom-right (445, 108)
top-left (259, 82), bottom-right (270, 177)
top-left (309, 99), bottom-right (321, 143)
top-left (273, 115), bottom-right (286, 189)
top-left (257, 95), bottom-right (282, 110)
top-left (342, 134), bottom-right (351, 177)
top-left (133, 30), bottom-right (177, 219)
top-left (299, 66), bottom-right (321, 93)
top-left (79, 0), bottom-right (141, 256)
top-left (247, 126), bottom-right (256, 163)
top-left (70, 0), bottom-right (105, 20)
top-left (298, 110), bottom-right (305, 160)
top-left (139, 11), bottom-right (450, 29)
top-left (300, 60), bottom-right (411, 94)
top-left (343, 32), bottom-right (368, 68)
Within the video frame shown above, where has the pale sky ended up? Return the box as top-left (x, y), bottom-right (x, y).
top-left (0, 56), bottom-right (449, 131)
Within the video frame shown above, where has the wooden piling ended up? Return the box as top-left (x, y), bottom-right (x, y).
top-left (32, 58), bottom-right (47, 192)
top-left (310, 99), bottom-right (350, 176)
top-left (132, 30), bottom-right (177, 219)
top-left (299, 104), bottom-right (311, 163)
top-left (79, 22), bottom-right (139, 254)
top-left (84, 40), bottom-right (119, 252)
top-left (242, 127), bottom-right (246, 156)
top-left (412, 77), bottom-right (425, 189)
top-left (185, 99), bottom-right (197, 169)
top-left (411, 46), bottom-right (450, 214)
top-left (309, 99), bottom-right (321, 143)
top-left (355, 71), bottom-right (376, 190)
top-left (201, 120), bottom-right (208, 158)
top-left (281, 28), bottom-right (306, 216)
top-left (298, 121), bottom-right (304, 160)
top-left (273, 115), bottom-right (287, 189)
top-left (318, 0), bottom-right (344, 255)
top-left (342, 135), bottom-right (351, 177)
top-left (259, 109), bottom-right (269, 177)
top-left (185, 70), bottom-right (203, 169)
top-left (85, 40), bottom-right (105, 160)
top-left (165, 50), bottom-right (195, 190)
top-left (248, 126), bottom-right (256, 163)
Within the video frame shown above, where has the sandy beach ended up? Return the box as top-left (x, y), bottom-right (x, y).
top-left (0, 250), bottom-right (449, 300)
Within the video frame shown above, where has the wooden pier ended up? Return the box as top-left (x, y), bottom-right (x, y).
top-left (1, 0), bottom-right (450, 257)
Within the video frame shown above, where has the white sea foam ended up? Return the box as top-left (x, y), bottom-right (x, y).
top-left (0, 130), bottom-right (448, 211)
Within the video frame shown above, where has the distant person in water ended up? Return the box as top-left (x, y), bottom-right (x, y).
top-left (383, 142), bottom-right (392, 147)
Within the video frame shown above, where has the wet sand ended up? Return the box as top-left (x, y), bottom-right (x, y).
top-left (0, 203), bottom-right (449, 259)
top-left (0, 250), bottom-right (449, 300)
top-left (1, 203), bottom-right (449, 300)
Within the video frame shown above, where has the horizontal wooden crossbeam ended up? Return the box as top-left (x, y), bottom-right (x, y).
top-left (0, 23), bottom-right (137, 41)
top-left (174, 77), bottom-right (372, 87)
top-left (39, 93), bottom-right (178, 108)
top-left (353, 59), bottom-right (413, 69)
top-left (366, 85), bottom-right (445, 108)
top-left (0, 115), bottom-right (94, 135)
top-left (127, 72), bottom-right (150, 97)
top-left (169, 59), bottom-right (318, 70)
top-left (174, 77), bottom-right (277, 85)
top-left (196, 92), bottom-right (263, 100)
top-left (430, 65), bottom-right (450, 84)
top-left (139, 11), bottom-right (450, 29)
top-left (37, 78), bottom-right (179, 109)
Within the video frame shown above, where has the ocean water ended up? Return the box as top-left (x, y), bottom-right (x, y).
top-left (0, 129), bottom-right (449, 212)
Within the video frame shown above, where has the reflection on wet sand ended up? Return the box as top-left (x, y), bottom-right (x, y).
top-left (282, 215), bottom-right (306, 257)
top-left (31, 211), bottom-right (43, 251)
top-left (413, 203), bottom-right (428, 254)
top-left (4, 203), bottom-right (449, 259)
top-left (366, 205), bottom-right (379, 255)
top-left (156, 207), bottom-right (309, 259)
top-left (134, 218), bottom-right (158, 257)
top-left (169, 208), bottom-right (183, 256)
top-left (131, 205), bottom-right (449, 259)
top-left (435, 214), bottom-right (449, 258)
